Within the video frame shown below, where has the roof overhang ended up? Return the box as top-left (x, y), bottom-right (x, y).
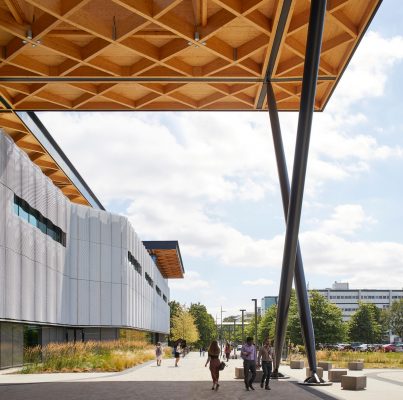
top-left (143, 240), bottom-right (185, 279)
top-left (0, 0), bottom-right (382, 112)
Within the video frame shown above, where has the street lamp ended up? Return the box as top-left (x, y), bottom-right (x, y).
top-left (220, 306), bottom-right (226, 353)
top-left (240, 309), bottom-right (246, 343)
top-left (251, 299), bottom-right (258, 355)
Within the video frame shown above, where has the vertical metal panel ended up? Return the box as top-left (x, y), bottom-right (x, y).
top-left (0, 133), bottom-right (7, 185)
top-left (69, 238), bottom-right (78, 279)
top-left (89, 280), bottom-right (101, 325)
top-left (34, 262), bottom-right (46, 321)
top-left (121, 247), bottom-right (128, 285)
top-left (89, 208), bottom-right (100, 243)
top-left (77, 205), bottom-right (89, 242)
top-left (21, 256), bottom-right (35, 321)
top-left (6, 201), bottom-right (21, 253)
top-left (100, 244), bottom-right (111, 283)
top-left (46, 266), bottom-right (57, 323)
top-left (78, 279), bottom-right (90, 325)
top-left (121, 283), bottom-right (128, 326)
top-left (0, 245), bottom-right (5, 317)
top-left (61, 273), bottom-right (70, 323)
top-left (121, 217), bottom-right (128, 250)
top-left (56, 271), bottom-right (63, 323)
top-left (22, 152), bottom-right (35, 205)
top-left (111, 214), bottom-right (121, 248)
top-left (57, 192), bottom-right (67, 233)
top-left (111, 283), bottom-right (122, 326)
top-left (35, 230), bottom-right (47, 266)
top-left (100, 211), bottom-right (111, 245)
top-left (100, 282), bottom-right (112, 325)
top-left (35, 169), bottom-right (47, 217)
top-left (56, 243), bottom-right (65, 275)
top-left (78, 239), bottom-right (90, 281)
top-left (21, 222), bottom-right (35, 260)
top-left (89, 241), bottom-right (101, 282)
top-left (0, 184), bottom-right (6, 247)
top-left (69, 278), bottom-right (78, 325)
top-left (69, 204), bottom-right (78, 239)
top-left (47, 182), bottom-right (58, 224)
top-left (111, 245), bottom-right (121, 284)
top-left (5, 248), bottom-right (21, 320)
top-left (46, 238), bottom-right (57, 270)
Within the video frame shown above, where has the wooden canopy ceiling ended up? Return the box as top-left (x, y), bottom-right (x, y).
top-left (0, 0), bottom-right (381, 111)
top-left (143, 241), bottom-right (185, 279)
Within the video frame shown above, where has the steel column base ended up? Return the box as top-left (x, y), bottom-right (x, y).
top-left (270, 370), bottom-right (290, 379)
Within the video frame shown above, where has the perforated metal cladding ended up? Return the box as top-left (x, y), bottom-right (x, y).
top-left (1, 132), bottom-right (169, 333)
top-left (0, 133), bottom-right (7, 185)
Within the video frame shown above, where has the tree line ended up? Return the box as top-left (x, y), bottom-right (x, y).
top-left (169, 295), bottom-right (403, 347)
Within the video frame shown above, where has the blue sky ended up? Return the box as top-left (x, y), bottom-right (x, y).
top-left (38, 0), bottom-right (403, 319)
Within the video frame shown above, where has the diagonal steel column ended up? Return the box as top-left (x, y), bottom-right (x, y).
top-left (273, 0), bottom-right (327, 377)
top-left (266, 82), bottom-right (319, 380)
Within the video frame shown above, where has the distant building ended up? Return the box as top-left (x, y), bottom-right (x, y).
top-left (261, 296), bottom-right (278, 315)
top-left (310, 282), bottom-right (403, 321)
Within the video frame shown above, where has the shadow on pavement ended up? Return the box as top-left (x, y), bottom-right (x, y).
top-left (0, 379), bottom-right (341, 400)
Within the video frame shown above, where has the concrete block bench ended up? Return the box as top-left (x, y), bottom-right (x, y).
top-left (290, 360), bottom-right (304, 369)
top-left (318, 361), bottom-right (332, 371)
top-left (305, 367), bottom-right (323, 378)
top-left (341, 375), bottom-right (367, 390)
top-left (234, 367), bottom-right (263, 382)
top-left (348, 361), bottom-right (364, 370)
top-left (328, 369), bottom-right (347, 382)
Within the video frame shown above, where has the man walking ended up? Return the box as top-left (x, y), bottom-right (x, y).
top-left (241, 337), bottom-right (257, 391)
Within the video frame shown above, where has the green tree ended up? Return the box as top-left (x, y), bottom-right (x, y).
top-left (258, 305), bottom-right (277, 343)
top-left (189, 303), bottom-right (216, 348)
top-left (348, 302), bottom-right (382, 343)
top-left (386, 299), bottom-right (403, 338)
top-left (169, 301), bottom-right (183, 343)
top-left (171, 309), bottom-right (199, 344)
top-left (309, 291), bottom-right (346, 345)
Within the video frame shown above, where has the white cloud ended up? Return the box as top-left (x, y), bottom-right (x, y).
top-left (169, 270), bottom-right (210, 291)
top-left (242, 279), bottom-right (275, 286)
top-left (319, 204), bottom-right (376, 236)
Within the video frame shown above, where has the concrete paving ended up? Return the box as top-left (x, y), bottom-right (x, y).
top-left (0, 352), bottom-right (402, 399)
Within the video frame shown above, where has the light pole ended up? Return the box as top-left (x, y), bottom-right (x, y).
top-left (251, 299), bottom-right (258, 356)
top-left (240, 309), bottom-right (246, 343)
top-left (220, 306), bottom-right (226, 353)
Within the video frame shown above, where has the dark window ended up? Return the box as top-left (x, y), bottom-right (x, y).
top-left (156, 286), bottom-right (161, 296)
top-left (163, 294), bottom-right (167, 303)
top-left (13, 194), bottom-right (66, 246)
top-left (128, 251), bottom-right (142, 275)
top-left (145, 272), bottom-right (154, 288)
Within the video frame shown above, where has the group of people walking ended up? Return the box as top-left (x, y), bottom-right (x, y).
top-left (156, 337), bottom-right (274, 392)
top-left (205, 336), bottom-right (274, 392)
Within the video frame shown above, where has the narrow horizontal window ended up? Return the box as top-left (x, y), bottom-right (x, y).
top-left (13, 194), bottom-right (66, 247)
top-left (128, 251), bottom-right (142, 275)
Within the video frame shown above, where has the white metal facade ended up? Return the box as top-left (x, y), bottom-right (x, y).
top-left (0, 131), bottom-right (169, 334)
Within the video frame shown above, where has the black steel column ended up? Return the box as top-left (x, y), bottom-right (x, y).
top-left (267, 82), bottom-right (320, 382)
top-left (273, 0), bottom-right (327, 378)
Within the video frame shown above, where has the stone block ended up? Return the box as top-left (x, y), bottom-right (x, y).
top-left (318, 361), bottom-right (332, 371)
top-left (234, 367), bottom-right (263, 382)
top-left (306, 367), bottom-right (323, 378)
top-left (290, 360), bottom-right (305, 369)
top-left (328, 369), bottom-right (348, 382)
top-left (341, 375), bottom-right (367, 390)
top-left (348, 361), bottom-right (363, 370)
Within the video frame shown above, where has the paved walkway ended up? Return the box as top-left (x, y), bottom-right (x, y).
top-left (0, 352), bottom-right (402, 399)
